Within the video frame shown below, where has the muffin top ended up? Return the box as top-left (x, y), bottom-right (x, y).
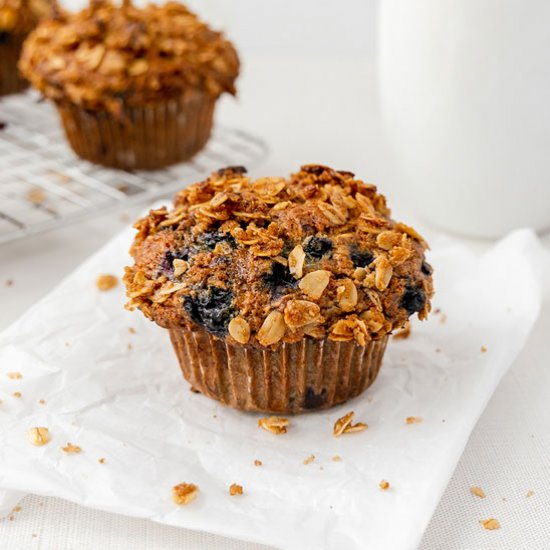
top-left (0, 0), bottom-right (57, 35)
top-left (124, 165), bottom-right (434, 347)
top-left (19, 0), bottom-right (239, 113)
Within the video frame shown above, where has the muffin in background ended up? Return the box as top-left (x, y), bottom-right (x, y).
top-left (19, 0), bottom-right (239, 170)
top-left (0, 0), bottom-right (56, 96)
top-left (124, 165), bottom-right (434, 414)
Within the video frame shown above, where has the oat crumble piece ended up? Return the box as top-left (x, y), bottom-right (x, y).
top-left (333, 411), bottom-right (368, 437)
top-left (98, 458), bottom-right (106, 464)
top-left (26, 188), bottom-right (46, 205)
top-left (526, 490), bottom-right (535, 498)
top-left (331, 455), bottom-right (342, 462)
top-left (13, 392), bottom-right (22, 398)
top-left (61, 442), bottom-right (81, 453)
top-left (38, 399), bottom-right (46, 405)
top-left (254, 459), bottom-right (262, 467)
top-left (479, 518), bottom-right (500, 530)
top-left (302, 455), bottom-right (315, 465)
top-left (5, 279), bottom-right (13, 287)
top-left (229, 483), bottom-right (243, 496)
top-left (470, 486), bottom-right (486, 499)
top-left (405, 416), bottom-right (423, 425)
top-left (7, 372), bottom-right (22, 379)
top-left (96, 274), bottom-right (118, 291)
top-left (481, 346), bottom-right (487, 353)
top-left (258, 416), bottom-right (289, 434)
top-left (172, 483), bottom-right (199, 505)
top-left (379, 480), bottom-right (390, 491)
top-left (27, 427), bottom-right (50, 446)
top-left (128, 327), bottom-right (136, 334)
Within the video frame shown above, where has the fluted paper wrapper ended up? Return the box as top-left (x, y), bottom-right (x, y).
top-left (0, 34), bottom-right (28, 96)
top-left (0, 224), bottom-right (545, 550)
top-left (56, 91), bottom-right (216, 170)
top-left (170, 327), bottom-right (387, 413)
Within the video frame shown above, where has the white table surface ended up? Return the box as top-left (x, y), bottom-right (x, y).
top-left (1, 56), bottom-right (549, 549)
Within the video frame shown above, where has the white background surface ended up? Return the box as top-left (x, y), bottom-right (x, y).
top-left (1, 1), bottom-right (550, 548)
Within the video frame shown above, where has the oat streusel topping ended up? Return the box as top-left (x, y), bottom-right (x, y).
top-left (124, 165), bottom-right (433, 347)
top-left (19, 0), bottom-right (239, 113)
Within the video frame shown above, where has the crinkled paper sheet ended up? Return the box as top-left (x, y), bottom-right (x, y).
top-left (0, 227), bottom-right (544, 550)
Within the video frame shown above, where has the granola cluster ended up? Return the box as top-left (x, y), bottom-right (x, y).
top-left (19, 0), bottom-right (239, 113)
top-left (0, 0), bottom-right (56, 34)
top-left (124, 165), bottom-right (433, 347)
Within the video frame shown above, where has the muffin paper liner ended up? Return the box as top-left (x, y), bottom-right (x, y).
top-left (0, 34), bottom-right (28, 96)
top-left (56, 91), bottom-right (216, 170)
top-left (169, 326), bottom-right (388, 414)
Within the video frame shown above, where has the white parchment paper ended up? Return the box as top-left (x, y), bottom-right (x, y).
top-left (0, 227), bottom-right (544, 550)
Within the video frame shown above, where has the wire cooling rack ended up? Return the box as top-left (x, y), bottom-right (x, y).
top-left (0, 92), bottom-right (268, 244)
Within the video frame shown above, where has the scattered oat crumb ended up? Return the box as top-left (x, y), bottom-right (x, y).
top-left (65, 342), bottom-right (70, 347)
top-left (303, 454), bottom-right (315, 465)
top-left (7, 372), bottom-right (22, 379)
top-left (258, 416), bottom-right (289, 435)
top-left (405, 416), bottom-right (423, 425)
top-left (393, 322), bottom-right (411, 340)
top-left (8, 515), bottom-right (14, 521)
top-left (254, 459), bottom-right (262, 467)
top-left (470, 486), bottom-right (486, 499)
top-left (333, 411), bottom-right (368, 437)
top-left (38, 399), bottom-right (46, 405)
top-left (26, 188), bottom-right (46, 205)
top-left (119, 213), bottom-right (130, 223)
top-left (127, 343), bottom-right (133, 350)
top-left (379, 480), bottom-right (390, 491)
top-left (331, 455), bottom-right (342, 462)
top-left (479, 518), bottom-right (500, 530)
top-left (13, 506), bottom-right (21, 513)
top-left (481, 346), bottom-right (487, 353)
top-left (13, 391), bottom-right (22, 398)
top-left (61, 442), bottom-right (81, 454)
top-left (5, 279), bottom-right (13, 287)
top-left (526, 490), bottom-right (535, 498)
top-left (502, 497), bottom-right (507, 501)
top-left (27, 427), bottom-right (50, 446)
top-left (128, 327), bottom-right (136, 334)
top-left (32, 534), bottom-right (37, 538)
top-left (96, 274), bottom-right (118, 291)
top-left (229, 483), bottom-right (243, 496)
top-left (98, 458), bottom-right (106, 464)
top-left (172, 482), bottom-right (199, 505)
top-left (435, 348), bottom-right (442, 353)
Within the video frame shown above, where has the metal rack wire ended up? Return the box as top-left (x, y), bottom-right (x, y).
top-left (0, 92), bottom-right (268, 244)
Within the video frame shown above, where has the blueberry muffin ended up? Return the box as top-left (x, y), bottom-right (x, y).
top-left (19, 0), bottom-right (239, 170)
top-left (0, 0), bottom-right (56, 96)
top-left (124, 165), bottom-right (434, 413)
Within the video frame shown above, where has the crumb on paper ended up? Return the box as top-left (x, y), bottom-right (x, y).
top-left (5, 279), bottom-right (13, 287)
top-left (379, 480), bottom-right (390, 491)
top-left (127, 343), bottom-right (133, 350)
top-left (435, 348), bottom-right (442, 353)
top-left (481, 346), bottom-right (488, 353)
top-left (333, 411), bottom-right (368, 437)
top-left (38, 399), bottom-right (46, 405)
top-left (405, 416), bottom-right (423, 425)
top-left (254, 459), bottom-right (262, 467)
top-left (258, 416), bottom-right (289, 435)
top-left (61, 443), bottom-right (81, 454)
top-left (393, 322), bottom-right (411, 340)
top-left (27, 427), bottom-right (50, 446)
top-left (13, 506), bottom-right (21, 513)
top-left (526, 490), bottom-right (535, 498)
top-left (7, 372), bottom-right (22, 379)
top-left (303, 455), bottom-right (315, 465)
top-left (479, 518), bottom-right (500, 530)
top-left (128, 327), bottom-right (136, 334)
top-left (26, 188), bottom-right (47, 205)
top-left (98, 458), bottom-right (106, 464)
top-left (470, 486), bottom-right (486, 499)
top-left (229, 483), bottom-right (243, 496)
top-left (32, 534), bottom-right (37, 538)
top-left (172, 483), bottom-right (199, 505)
top-left (96, 274), bottom-right (118, 291)
top-left (13, 391), bottom-right (22, 398)
top-left (332, 455), bottom-right (342, 462)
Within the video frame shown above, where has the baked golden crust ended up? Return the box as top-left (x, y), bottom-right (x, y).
top-left (124, 165), bottom-right (434, 347)
top-left (19, 0), bottom-right (239, 113)
top-left (0, 0), bottom-right (57, 34)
